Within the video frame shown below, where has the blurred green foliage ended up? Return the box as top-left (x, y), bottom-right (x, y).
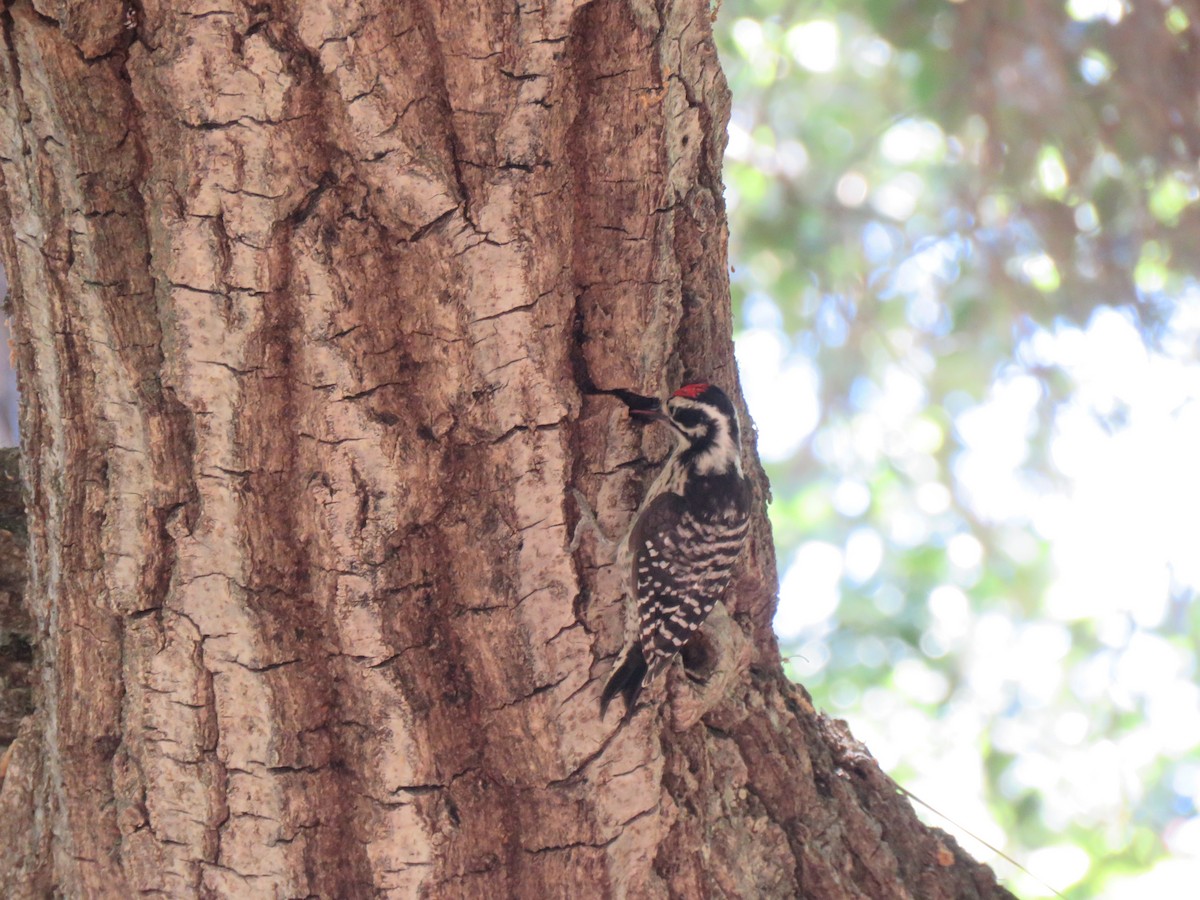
top-left (717, 1), bottom-right (1200, 896)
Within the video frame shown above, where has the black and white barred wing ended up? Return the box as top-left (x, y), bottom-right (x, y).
top-left (629, 492), bottom-right (750, 680)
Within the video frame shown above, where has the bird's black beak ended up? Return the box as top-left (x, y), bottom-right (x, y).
top-left (612, 388), bottom-right (667, 425)
top-left (629, 406), bottom-right (668, 424)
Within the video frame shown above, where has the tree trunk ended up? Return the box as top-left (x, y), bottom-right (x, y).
top-left (0, 447), bottom-right (31, 763)
top-left (0, 1), bottom-right (1015, 897)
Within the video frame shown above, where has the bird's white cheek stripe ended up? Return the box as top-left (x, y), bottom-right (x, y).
top-left (693, 418), bottom-right (742, 476)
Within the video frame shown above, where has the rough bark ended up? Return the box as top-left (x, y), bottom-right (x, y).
top-left (0, 1), bottom-right (1015, 897)
top-left (0, 447), bottom-right (31, 755)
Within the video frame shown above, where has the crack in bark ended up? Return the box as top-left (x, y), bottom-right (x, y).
top-left (0, 2), bottom-right (1018, 896)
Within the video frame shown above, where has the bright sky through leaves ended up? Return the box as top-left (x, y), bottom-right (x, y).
top-left (719, 3), bottom-right (1200, 896)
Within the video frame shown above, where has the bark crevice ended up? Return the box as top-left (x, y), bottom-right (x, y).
top-left (0, 1), bottom-right (1016, 897)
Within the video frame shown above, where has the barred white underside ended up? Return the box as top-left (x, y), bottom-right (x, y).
top-left (634, 505), bottom-right (750, 680)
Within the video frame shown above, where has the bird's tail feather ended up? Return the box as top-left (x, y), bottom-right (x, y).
top-left (599, 645), bottom-right (648, 721)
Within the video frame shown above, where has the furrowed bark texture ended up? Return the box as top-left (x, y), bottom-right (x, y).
top-left (0, 1), bottom-right (1015, 897)
top-left (0, 447), bottom-right (31, 752)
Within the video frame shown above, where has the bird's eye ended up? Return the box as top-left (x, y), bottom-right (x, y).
top-left (672, 408), bottom-right (706, 430)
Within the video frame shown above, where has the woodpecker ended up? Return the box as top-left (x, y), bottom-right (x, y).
top-left (600, 382), bottom-right (752, 720)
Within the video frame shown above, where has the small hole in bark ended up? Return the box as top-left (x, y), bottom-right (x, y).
top-left (680, 631), bottom-right (717, 681)
top-left (814, 766), bottom-right (834, 798)
top-left (1, 633), bottom-right (33, 664)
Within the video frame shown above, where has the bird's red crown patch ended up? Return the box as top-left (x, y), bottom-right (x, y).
top-left (672, 383), bottom-right (710, 399)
